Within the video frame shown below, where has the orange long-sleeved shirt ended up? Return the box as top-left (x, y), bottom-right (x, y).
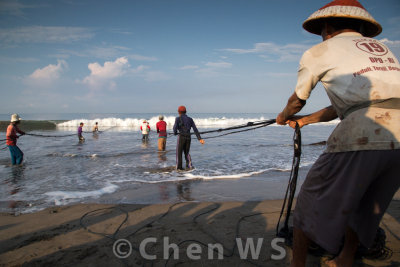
top-left (6, 124), bottom-right (25, 146)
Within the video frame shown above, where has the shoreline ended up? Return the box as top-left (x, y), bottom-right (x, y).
top-left (0, 199), bottom-right (399, 266)
top-left (1, 167), bottom-right (312, 214)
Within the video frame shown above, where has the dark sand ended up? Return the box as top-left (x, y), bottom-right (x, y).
top-left (0, 194), bottom-right (399, 266)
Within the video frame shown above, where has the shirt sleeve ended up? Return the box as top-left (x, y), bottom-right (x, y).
top-left (15, 125), bottom-right (25, 135)
top-left (191, 118), bottom-right (202, 140)
top-left (295, 52), bottom-right (320, 101)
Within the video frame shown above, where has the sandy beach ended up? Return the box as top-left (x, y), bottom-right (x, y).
top-left (1, 193), bottom-right (399, 266)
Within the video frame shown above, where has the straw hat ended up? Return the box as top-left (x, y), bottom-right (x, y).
top-left (303, 0), bottom-right (382, 37)
top-left (10, 114), bottom-right (22, 122)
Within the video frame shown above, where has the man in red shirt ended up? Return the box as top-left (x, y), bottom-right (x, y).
top-left (156, 115), bottom-right (167, 151)
top-left (6, 114), bottom-right (26, 165)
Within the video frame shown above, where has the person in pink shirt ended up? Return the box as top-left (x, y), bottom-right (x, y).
top-left (6, 114), bottom-right (26, 165)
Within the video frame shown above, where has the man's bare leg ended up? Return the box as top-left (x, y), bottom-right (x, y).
top-left (326, 227), bottom-right (359, 267)
top-left (290, 227), bottom-right (311, 267)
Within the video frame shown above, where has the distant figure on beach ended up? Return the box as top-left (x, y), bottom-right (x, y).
top-left (78, 122), bottom-right (85, 142)
top-left (92, 122), bottom-right (99, 133)
top-left (276, 1), bottom-right (400, 267)
top-left (6, 114), bottom-right (25, 165)
top-left (140, 120), bottom-right (150, 142)
top-left (156, 115), bottom-right (167, 151)
top-left (173, 106), bottom-right (204, 170)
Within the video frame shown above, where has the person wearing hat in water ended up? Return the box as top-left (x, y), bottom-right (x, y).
top-left (78, 122), bottom-right (85, 142)
top-left (6, 114), bottom-right (26, 165)
top-left (173, 106), bottom-right (204, 170)
top-left (140, 120), bottom-right (150, 142)
top-left (156, 115), bottom-right (167, 151)
top-left (276, 1), bottom-right (400, 266)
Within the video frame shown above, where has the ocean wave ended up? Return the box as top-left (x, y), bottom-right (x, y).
top-left (56, 116), bottom-right (339, 129)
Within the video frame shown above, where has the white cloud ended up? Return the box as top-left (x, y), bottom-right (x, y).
top-left (192, 61), bottom-right (233, 77)
top-left (180, 65), bottom-right (199, 70)
top-left (0, 26), bottom-right (94, 44)
top-left (27, 60), bottom-right (68, 85)
top-left (0, 0), bottom-right (37, 18)
top-left (57, 46), bottom-right (157, 61)
top-left (131, 65), bottom-right (150, 74)
top-left (205, 61), bottom-right (232, 68)
top-left (81, 57), bottom-right (130, 90)
top-left (380, 38), bottom-right (400, 46)
top-left (128, 54), bottom-right (158, 61)
top-left (221, 42), bottom-right (312, 62)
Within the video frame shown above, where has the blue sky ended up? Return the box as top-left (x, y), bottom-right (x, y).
top-left (0, 0), bottom-right (399, 114)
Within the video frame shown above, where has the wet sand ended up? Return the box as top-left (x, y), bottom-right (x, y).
top-left (0, 196), bottom-right (399, 266)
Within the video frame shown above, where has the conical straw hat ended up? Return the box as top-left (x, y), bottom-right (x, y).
top-left (10, 114), bottom-right (22, 122)
top-left (303, 0), bottom-right (382, 37)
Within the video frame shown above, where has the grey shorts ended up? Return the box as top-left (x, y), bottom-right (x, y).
top-left (293, 149), bottom-right (400, 254)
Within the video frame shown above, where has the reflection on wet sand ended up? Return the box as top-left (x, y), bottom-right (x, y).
top-left (6, 165), bottom-right (25, 209)
top-left (158, 151), bottom-right (167, 162)
top-left (177, 181), bottom-right (193, 201)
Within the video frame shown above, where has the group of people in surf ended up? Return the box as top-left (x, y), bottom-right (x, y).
top-left (138, 105), bottom-right (205, 170)
top-left (5, 105), bottom-right (204, 172)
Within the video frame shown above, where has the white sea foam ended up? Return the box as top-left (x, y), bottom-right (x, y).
top-left (56, 116), bottom-right (339, 129)
top-left (45, 183), bottom-right (119, 205)
top-left (182, 168), bottom-right (279, 180)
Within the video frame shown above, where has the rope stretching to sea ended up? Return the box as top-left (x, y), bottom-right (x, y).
top-left (1, 119), bottom-right (276, 148)
top-left (168, 118), bottom-right (276, 138)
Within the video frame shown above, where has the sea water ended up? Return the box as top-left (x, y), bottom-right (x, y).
top-left (0, 113), bottom-right (338, 213)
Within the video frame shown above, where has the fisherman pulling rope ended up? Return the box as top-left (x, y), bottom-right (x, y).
top-left (5, 114), bottom-right (26, 165)
top-left (275, 1), bottom-right (400, 266)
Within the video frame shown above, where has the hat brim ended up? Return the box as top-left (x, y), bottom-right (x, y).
top-left (303, 15), bottom-right (382, 38)
top-left (11, 118), bottom-right (22, 122)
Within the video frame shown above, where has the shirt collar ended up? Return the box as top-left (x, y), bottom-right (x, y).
top-left (334, 32), bottom-right (363, 38)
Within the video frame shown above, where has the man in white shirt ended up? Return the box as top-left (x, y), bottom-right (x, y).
top-left (276, 1), bottom-right (400, 266)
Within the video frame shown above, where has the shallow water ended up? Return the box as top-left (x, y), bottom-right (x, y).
top-left (0, 113), bottom-right (337, 213)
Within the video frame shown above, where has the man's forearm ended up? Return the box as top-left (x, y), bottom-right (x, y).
top-left (279, 92), bottom-right (307, 123)
top-left (301, 106), bottom-right (338, 125)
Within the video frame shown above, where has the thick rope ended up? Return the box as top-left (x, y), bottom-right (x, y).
top-left (169, 119), bottom-right (276, 138)
top-left (276, 123), bottom-right (301, 240)
top-left (25, 133), bottom-right (77, 138)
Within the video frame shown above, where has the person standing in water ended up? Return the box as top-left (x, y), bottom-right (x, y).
top-left (6, 114), bottom-right (26, 165)
top-left (92, 122), bottom-right (99, 133)
top-left (78, 122), bottom-right (85, 142)
top-left (156, 115), bottom-right (167, 151)
top-left (173, 106), bottom-right (204, 170)
top-left (140, 120), bottom-right (150, 142)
